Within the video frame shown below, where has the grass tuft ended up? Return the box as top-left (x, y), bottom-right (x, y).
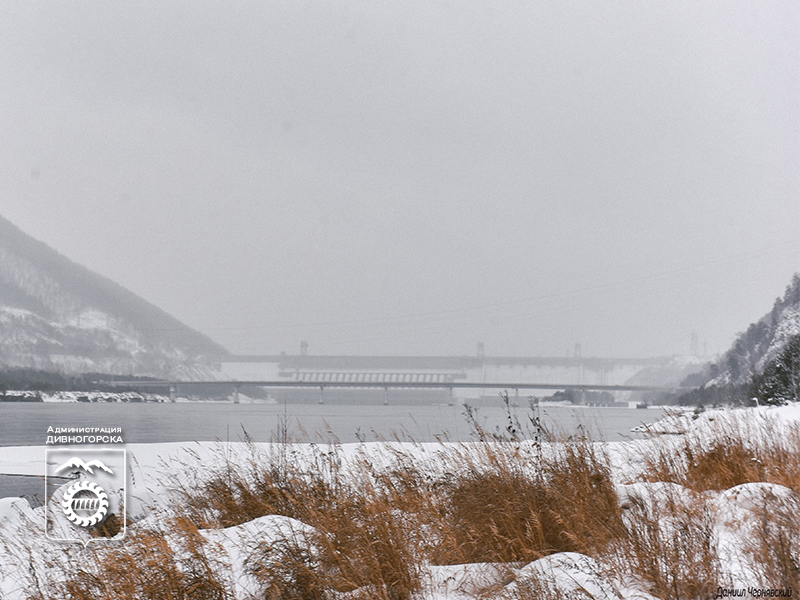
top-left (644, 414), bottom-right (800, 493)
top-left (35, 520), bottom-right (232, 600)
top-left (431, 435), bottom-right (622, 565)
top-left (615, 487), bottom-right (720, 600)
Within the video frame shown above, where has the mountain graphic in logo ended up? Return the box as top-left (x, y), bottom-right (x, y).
top-left (54, 457), bottom-right (113, 475)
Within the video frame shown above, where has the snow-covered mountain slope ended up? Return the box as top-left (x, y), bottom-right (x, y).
top-left (706, 274), bottom-right (800, 387)
top-left (0, 214), bottom-right (226, 377)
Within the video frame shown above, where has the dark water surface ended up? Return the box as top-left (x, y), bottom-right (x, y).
top-left (0, 401), bottom-right (663, 446)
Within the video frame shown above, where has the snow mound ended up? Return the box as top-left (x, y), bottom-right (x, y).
top-left (710, 482), bottom-right (800, 586)
top-left (506, 553), bottom-right (633, 600)
top-left (616, 481), bottom-right (698, 515)
top-left (424, 563), bottom-right (510, 600)
top-left (0, 498), bottom-right (36, 530)
top-left (199, 515), bottom-right (318, 599)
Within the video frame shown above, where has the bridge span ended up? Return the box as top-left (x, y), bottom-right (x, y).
top-left (109, 351), bottom-right (685, 404)
top-left (107, 378), bottom-right (679, 405)
top-left (199, 352), bottom-right (678, 401)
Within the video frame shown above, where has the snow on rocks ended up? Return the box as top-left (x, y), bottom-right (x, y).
top-left (504, 553), bottom-right (627, 600)
top-left (615, 481), bottom-right (699, 515)
top-left (423, 563), bottom-right (511, 600)
top-left (635, 403), bottom-right (800, 440)
top-left (199, 515), bottom-right (317, 600)
top-left (711, 481), bottom-right (799, 516)
top-left (0, 498), bottom-right (36, 531)
top-left (709, 482), bottom-right (800, 586)
top-left (631, 407), bottom-right (695, 435)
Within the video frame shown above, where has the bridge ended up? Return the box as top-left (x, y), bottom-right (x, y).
top-left (101, 352), bottom-right (686, 404)
top-left (195, 352), bottom-right (679, 402)
top-left (106, 378), bottom-right (679, 404)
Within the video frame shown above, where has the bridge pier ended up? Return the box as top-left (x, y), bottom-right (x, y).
top-left (233, 385), bottom-right (240, 404)
top-left (383, 387), bottom-right (389, 405)
top-left (318, 386), bottom-right (324, 405)
top-left (169, 385), bottom-right (176, 403)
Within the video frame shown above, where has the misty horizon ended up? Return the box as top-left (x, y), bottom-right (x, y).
top-left (0, 2), bottom-right (797, 360)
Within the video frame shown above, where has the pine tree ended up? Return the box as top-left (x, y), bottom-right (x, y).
top-left (756, 334), bottom-right (800, 405)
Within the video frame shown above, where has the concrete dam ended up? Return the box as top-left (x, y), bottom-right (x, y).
top-left (204, 352), bottom-right (678, 404)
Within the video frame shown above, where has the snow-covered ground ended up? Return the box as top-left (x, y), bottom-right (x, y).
top-left (1, 404), bottom-right (799, 599)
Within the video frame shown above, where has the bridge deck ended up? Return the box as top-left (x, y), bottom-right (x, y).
top-left (106, 380), bottom-right (678, 392)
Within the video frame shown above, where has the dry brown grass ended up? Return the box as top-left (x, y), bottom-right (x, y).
top-left (162, 427), bottom-right (623, 597)
top-left (306, 471), bottom-right (421, 599)
top-left (32, 519), bottom-right (232, 600)
top-left (744, 489), bottom-right (800, 590)
top-left (430, 436), bottom-right (623, 565)
top-left (613, 487), bottom-right (720, 600)
top-left (633, 412), bottom-right (800, 598)
top-left (167, 443), bottom-right (425, 600)
top-left (645, 415), bottom-right (800, 493)
top-left (168, 444), bottom-right (327, 528)
top-left (246, 537), bottom-right (329, 600)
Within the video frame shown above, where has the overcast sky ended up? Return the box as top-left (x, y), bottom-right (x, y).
top-left (0, 1), bottom-right (797, 358)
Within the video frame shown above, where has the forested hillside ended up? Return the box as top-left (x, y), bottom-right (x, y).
top-left (0, 215), bottom-right (227, 377)
top-left (680, 273), bottom-right (800, 405)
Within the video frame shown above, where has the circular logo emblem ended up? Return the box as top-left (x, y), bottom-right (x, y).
top-left (61, 481), bottom-right (109, 528)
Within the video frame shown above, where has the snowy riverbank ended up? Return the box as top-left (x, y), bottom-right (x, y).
top-left (1, 404), bottom-right (799, 599)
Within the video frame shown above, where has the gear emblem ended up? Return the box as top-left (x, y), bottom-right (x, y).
top-left (61, 481), bottom-right (109, 528)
